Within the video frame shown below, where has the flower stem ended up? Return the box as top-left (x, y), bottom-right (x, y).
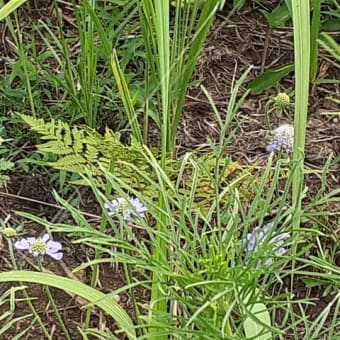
top-left (38, 261), bottom-right (72, 340)
top-left (84, 166), bottom-right (113, 329)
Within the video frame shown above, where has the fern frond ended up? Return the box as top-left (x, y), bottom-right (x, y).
top-left (48, 155), bottom-right (88, 174)
top-left (38, 141), bottom-right (73, 155)
top-left (18, 114), bottom-right (155, 193)
top-left (72, 127), bottom-right (86, 153)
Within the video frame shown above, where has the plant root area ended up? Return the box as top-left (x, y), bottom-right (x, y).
top-left (0, 1), bottom-right (339, 339)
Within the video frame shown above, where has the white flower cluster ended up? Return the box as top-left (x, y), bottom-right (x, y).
top-left (266, 124), bottom-right (294, 154)
top-left (104, 197), bottom-right (148, 221)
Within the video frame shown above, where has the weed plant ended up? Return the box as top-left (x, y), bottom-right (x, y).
top-left (0, 0), bottom-right (339, 339)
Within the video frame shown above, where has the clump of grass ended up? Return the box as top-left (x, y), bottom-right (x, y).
top-left (1, 0), bottom-right (339, 338)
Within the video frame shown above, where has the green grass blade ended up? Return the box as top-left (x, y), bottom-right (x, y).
top-left (154, 0), bottom-right (170, 158)
top-left (0, 271), bottom-right (136, 339)
top-left (0, 0), bottom-right (27, 20)
top-left (318, 32), bottom-right (340, 61)
top-left (110, 50), bottom-right (143, 144)
top-left (169, 0), bottom-right (218, 149)
top-left (310, 0), bottom-right (321, 81)
top-left (291, 0), bottom-right (310, 223)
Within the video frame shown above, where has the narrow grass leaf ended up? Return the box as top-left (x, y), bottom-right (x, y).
top-left (318, 32), bottom-right (340, 61)
top-left (310, 0), bottom-right (321, 81)
top-left (0, 0), bottom-right (27, 20)
top-left (291, 0), bottom-right (310, 226)
top-left (110, 51), bottom-right (143, 144)
top-left (0, 271), bottom-right (136, 339)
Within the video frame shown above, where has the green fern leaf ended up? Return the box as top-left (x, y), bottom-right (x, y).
top-left (49, 155), bottom-right (88, 173)
top-left (38, 141), bottom-right (73, 155)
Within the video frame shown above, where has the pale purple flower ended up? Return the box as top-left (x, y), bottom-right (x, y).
top-left (14, 233), bottom-right (63, 260)
top-left (243, 223), bottom-right (290, 267)
top-left (266, 141), bottom-right (283, 153)
top-left (266, 124), bottom-right (294, 154)
top-left (104, 197), bottom-right (148, 221)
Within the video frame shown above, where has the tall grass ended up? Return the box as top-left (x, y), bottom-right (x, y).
top-left (139, 0), bottom-right (219, 155)
top-left (125, 2), bottom-right (220, 336)
top-left (0, 2), bottom-right (37, 116)
top-left (291, 1), bottom-right (310, 232)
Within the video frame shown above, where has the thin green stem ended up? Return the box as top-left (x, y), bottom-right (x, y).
top-left (122, 261), bottom-right (143, 335)
top-left (14, 13), bottom-right (36, 116)
top-left (84, 166), bottom-right (113, 329)
top-left (38, 261), bottom-right (72, 340)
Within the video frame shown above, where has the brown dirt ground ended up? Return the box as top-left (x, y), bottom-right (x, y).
top-left (0, 1), bottom-right (339, 339)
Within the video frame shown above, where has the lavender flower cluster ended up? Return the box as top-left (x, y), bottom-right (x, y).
top-left (266, 124), bottom-right (294, 155)
top-left (104, 197), bottom-right (148, 221)
top-left (243, 223), bottom-right (290, 267)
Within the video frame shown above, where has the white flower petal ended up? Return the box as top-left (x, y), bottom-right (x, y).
top-left (48, 251), bottom-right (63, 260)
top-left (47, 240), bottom-right (62, 253)
top-left (41, 234), bottom-right (50, 242)
top-left (26, 237), bottom-right (36, 245)
top-left (104, 197), bottom-right (148, 220)
top-left (266, 143), bottom-right (281, 152)
top-left (104, 200), bottom-right (120, 215)
top-left (14, 239), bottom-right (31, 250)
top-left (276, 247), bottom-right (286, 256)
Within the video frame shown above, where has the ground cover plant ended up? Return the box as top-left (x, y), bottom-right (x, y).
top-left (0, 0), bottom-right (339, 339)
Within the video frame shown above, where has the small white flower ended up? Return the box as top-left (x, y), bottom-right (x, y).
top-left (14, 233), bottom-right (63, 260)
top-left (104, 197), bottom-right (148, 221)
top-left (266, 124), bottom-right (294, 154)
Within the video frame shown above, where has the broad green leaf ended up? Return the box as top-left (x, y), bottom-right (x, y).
top-left (248, 63), bottom-right (294, 94)
top-left (321, 19), bottom-right (340, 32)
top-left (0, 271), bottom-right (136, 339)
top-left (243, 302), bottom-right (272, 340)
top-left (260, 3), bottom-right (291, 28)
